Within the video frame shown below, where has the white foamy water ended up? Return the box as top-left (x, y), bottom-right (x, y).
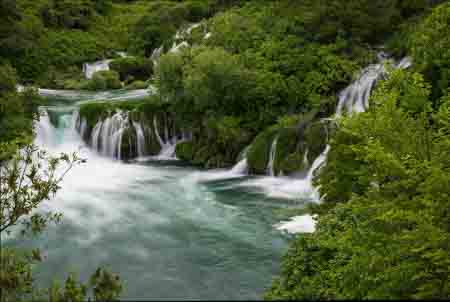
top-left (38, 88), bottom-right (153, 103)
top-left (275, 214), bottom-right (317, 234)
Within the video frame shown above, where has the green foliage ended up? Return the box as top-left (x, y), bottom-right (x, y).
top-left (273, 127), bottom-right (304, 175)
top-left (86, 70), bottom-right (122, 90)
top-left (183, 47), bottom-right (252, 115)
top-left (0, 63), bottom-right (18, 93)
top-left (409, 2), bottom-right (450, 101)
top-left (41, 0), bottom-right (110, 30)
top-left (1, 248), bottom-right (123, 302)
top-left (300, 0), bottom-right (444, 44)
top-left (78, 101), bottom-right (111, 127)
top-left (156, 52), bottom-right (187, 105)
top-left (125, 80), bottom-right (148, 90)
top-left (16, 30), bottom-right (111, 84)
top-left (176, 141), bottom-right (196, 162)
top-left (0, 65), bottom-right (42, 146)
top-left (131, 1), bottom-right (212, 56)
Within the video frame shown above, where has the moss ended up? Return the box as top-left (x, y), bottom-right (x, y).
top-left (279, 152), bottom-right (307, 175)
top-left (193, 145), bottom-right (211, 167)
top-left (119, 127), bottom-right (138, 160)
top-left (273, 127), bottom-right (300, 175)
top-left (247, 126), bottom-right (278, 174)
top-left (79, 102), bottom-right (111, 128)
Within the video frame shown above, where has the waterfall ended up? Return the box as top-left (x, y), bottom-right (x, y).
top-left (35, 113), bottom-right (57, 147)
top-left (303, 148), bottom-right (309, 167)
top-left (397, 57), bottom-right (413, 69)
top-left (231, 159), bottom-right (249, 175)
top-left (267, 136), bottom-right (279, 176)
top-left (151, 46), bottom-right (164, 65)
top-left (153, 116), bottom-right (165, 147)
top-left (306, 145), bottom-right (330, 183)
top-left (82, 52), bottom-right (129, 79)
top-left (152, 116), bottom-right (182, 159)
top-left (74, 111), bottom-right (88, 140)
top-left (152, 22), bottom-right (205, 64)
top-left (336, 62), bottom-right (386, 116)
top-left (169, 41), bottom-right (189, 54)
top-left (336, 54), bottom-right (412, 116)
top-left (133, 121), bottom-right (146, 157)
top-left (88, 111), bottom-right (130, 159)
top-left (83, 59), bottom-right (112, 79)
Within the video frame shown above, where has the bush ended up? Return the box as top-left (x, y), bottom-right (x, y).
top-left (125, 80), bottom-right (148, 90)
top-left (86, 70), bottom-right (122, 90)
top-left (0, 64), bottom-right (18, 94)
top-left (41, 0), bottom-right (97, 30)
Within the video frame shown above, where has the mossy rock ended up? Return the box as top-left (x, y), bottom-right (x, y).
top-left (119, 127), bottom-right (137, 160)
top-left (193, 145), bottom-right (212, 167)
top-left (176, 141), bottom-right (195, 161)
top-left (278, 152), bottom-right (307, 175)
top-left (273, 127), bottom-right (300, 175)
top-left (305, 121), bottom-right (328, 162)
top-left (247, 127), bottom-right (278, 175)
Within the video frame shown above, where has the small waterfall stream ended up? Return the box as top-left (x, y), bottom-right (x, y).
top-left (266, 136), bottom-right (279, 177)
top-left (83, 52), bottom-right (128, 79)
top-left (151, 22), bottom-right (209, 64)
top-left (83, 59), bottom-right (112, 79)
top-left (132, 121), bottom-right (146, 157)
top-left (153, 116), bottom-right (181, 160)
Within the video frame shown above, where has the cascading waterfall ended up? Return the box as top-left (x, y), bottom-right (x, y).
top-left (266, 136), bottom-right (279, 177)
top-left (306, 145), bottom-right (330, 184)
top-left (89, 111), bottom-right (131, 159)
top-left (151, 22), bottom-right (209, 64)
top-left (230, 159), bottom-right (249, 175)
top-left (336, 54), bottom-right (412, 116)
top-left (35, 112), bottom-right (57, 147)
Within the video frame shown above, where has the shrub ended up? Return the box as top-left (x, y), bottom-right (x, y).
top-left (86, 70), bottom-right (122, 90)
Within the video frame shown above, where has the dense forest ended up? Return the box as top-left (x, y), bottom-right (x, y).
top-left (1, 0), bottom-right (449, 300)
